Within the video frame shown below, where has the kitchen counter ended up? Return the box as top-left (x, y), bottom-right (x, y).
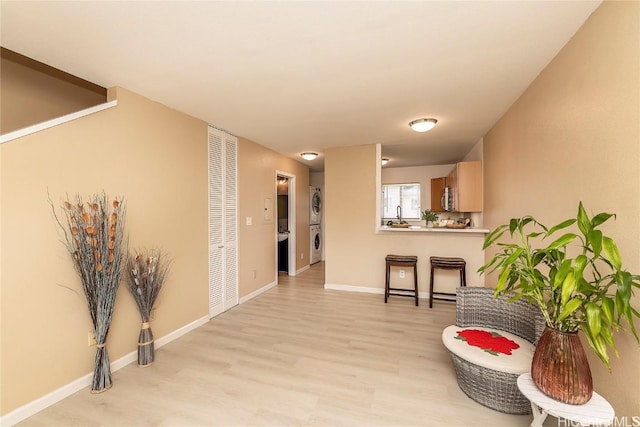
top-left (377, 225), bottom-right (490, 234)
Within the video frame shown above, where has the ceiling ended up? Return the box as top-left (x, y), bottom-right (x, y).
top-left (0, 1), bottom-right (601, 171)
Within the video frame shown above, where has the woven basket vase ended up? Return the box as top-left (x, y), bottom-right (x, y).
top-left (531, 326), bottom-right (593, 404)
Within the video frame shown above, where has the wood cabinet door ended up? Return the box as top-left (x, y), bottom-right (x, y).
top-left (430, 177), bottom-right (446, 212)
top-left (457, 161), bottom-right (482, 212)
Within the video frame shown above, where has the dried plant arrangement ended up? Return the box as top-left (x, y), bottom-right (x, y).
top-left (52, 192), bottom-right (126, 393)
top-left (126, 248), bottom-right (172, 367)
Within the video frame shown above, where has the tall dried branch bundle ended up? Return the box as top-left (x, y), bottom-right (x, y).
top-left (52, 192), bottom-right (127, 392)
top-left (126, 248), bottom-right (172, 366)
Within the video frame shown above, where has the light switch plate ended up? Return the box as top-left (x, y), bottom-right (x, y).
top-left (246, 217), bottom-right (252, 226)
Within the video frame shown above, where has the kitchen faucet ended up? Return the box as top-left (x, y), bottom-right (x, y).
top-left (397, 205), bottom-right (402, 222)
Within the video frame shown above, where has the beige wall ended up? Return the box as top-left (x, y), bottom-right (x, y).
top-left (0, 54), bottom-right (106, 134)
top-left (325, 144), bottom-right (485, 295)
top-left (237, 137), bottom-right (309, 297)
top-left (0, 87), bottom-right (209, 414)
top-left (484, 1), bottom-right (639, 416)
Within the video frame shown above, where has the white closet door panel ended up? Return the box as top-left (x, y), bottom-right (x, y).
top-left (224, 135), bottom-right (237, 244)
top-left (224, 242), bottom-right (238, 306)
top-left (209, 246), bottom-right (224, 317)
top-left (208, 126), bottom-right (238, 318)
top-left (208, 131), bottom-right (223, 247)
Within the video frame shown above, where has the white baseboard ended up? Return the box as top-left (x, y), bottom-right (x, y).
top-left (324, 283), bottom-right (384, 294)
top-left (296, 265), bottom-right (310, 275)
top-left (0, 315), bottom-right (209, 427)
top-left (239, 280), bottom-right (277, 304)
top-left (323, 283), bottom-right (430, 299)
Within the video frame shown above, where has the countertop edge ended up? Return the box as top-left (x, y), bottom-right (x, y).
top-left (377, 227), bottom-right (490, 234)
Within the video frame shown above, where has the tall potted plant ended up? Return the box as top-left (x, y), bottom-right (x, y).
top-left (479, 202), bottom-right (640, 404)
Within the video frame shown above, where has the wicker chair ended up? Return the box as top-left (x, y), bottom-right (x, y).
top-left (444, 287), bottom-right (546, 415)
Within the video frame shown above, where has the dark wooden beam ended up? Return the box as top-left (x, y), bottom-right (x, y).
top-left (1, 47), bottom-right (107, 96)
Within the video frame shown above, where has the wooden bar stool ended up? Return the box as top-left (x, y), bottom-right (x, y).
top-left (385, 255), bottom-right (419, 306)
top-left (429, 256), bottom-right (466, 308)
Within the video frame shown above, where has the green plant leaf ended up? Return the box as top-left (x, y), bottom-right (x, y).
top-left (592, 335), bottom-right (610, 369)
top-left (482, 225), bottom-right (507, 250)
top-left (561, 271), bottom-right (576, 305)
top-left (496, 265), bottom-right (512, 294)
top-left (574, 254), bottom-right (588, 277)
top-left (509, 218), bottom-right (518, 235)
top-left (616, 292), bottom-right (625, 322)
top-left (600, 297), bottom-right (615, 324)
top-left (553, 259), bottom-right (573, 290)
top-left (625, 310), bottom-right (639, 343)
top-left (546, 233), bottom-right (577, 250)
top-left (599, 326), bottom-right (618, 358)
top-left (557, 298), bottom-right (581, 322)
top-left (532, 251), bottom-right (546, 266)
top-left (507, 293), bottom-right (523, 303)
top-left (586, 302), bottom-right (602, 337)
top-left (577, 202), bottom-right (591, 236)
top-left (478, 255), bottom-right (502, 275)
top-left (583, 323), bottom-right (611, 369)
top-left (503, 247), bottom-right (524, 265)
top-left (591, 212), bottom-right (615, 228)
top-left (545, 218), bottom-right (576, 238)
top-left (588, 230), bottom-right (603, 258)
top-left (602, 237), bottom-right (622, 270)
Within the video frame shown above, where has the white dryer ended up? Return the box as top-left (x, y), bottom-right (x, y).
top-left (310, 225), bottom-right (322, 265)
top-left (309, 187), bottom-right (322, 225)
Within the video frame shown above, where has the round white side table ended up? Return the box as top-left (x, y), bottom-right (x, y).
top-left (517, 373), bottom-right (614, 427)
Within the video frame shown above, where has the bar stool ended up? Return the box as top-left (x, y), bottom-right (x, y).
top-left (385, 255), bottom-right (419, 306)
top-left (429, 256), bottom-right (466, 308)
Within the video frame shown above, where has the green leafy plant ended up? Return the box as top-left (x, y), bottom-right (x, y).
top-left (479, 202), bottom-right (640, 369)
top-left (421, 209), bottom-right (439, 223)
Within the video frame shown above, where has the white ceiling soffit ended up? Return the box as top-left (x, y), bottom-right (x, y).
top-left (0, 1), bottom-right (601, 170)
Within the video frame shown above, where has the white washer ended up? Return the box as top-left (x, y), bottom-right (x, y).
top-left (310, 225), bottom-right (322, 265)
top-left (310, 187), bottom-right (322, 225)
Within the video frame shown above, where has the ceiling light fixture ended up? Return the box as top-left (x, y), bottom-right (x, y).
top-left (300, 152), bottom-right (318, 161)
top-left (381, 158), bottom-right (390, 166)
top-left (409, 118), bottom-right (438, 132)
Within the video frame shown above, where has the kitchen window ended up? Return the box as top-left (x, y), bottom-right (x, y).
top-left (382, 183), bottom-right (421, 220)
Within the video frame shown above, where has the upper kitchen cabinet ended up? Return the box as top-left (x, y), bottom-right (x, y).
top-left (430, 177), bottom-right (447, 213)
top-left (447, 161), bottom-right (483, 212)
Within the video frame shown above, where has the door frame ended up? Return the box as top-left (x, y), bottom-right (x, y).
top-left (275, 170), bottom-right (297, 279)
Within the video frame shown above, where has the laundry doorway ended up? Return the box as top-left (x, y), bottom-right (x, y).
top-left (276, 171), bottom-right (296, 278)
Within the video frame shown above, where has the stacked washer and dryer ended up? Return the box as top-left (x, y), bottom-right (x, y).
top-left (309, 187), bottom-right (322, 265)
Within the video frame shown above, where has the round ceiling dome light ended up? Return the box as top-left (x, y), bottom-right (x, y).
top-left (300, 152), bottom-right (318, 161)
top-left (409, 118), bottom-right (438, 132)
top-left (381, 158), bottom-right (390, 166)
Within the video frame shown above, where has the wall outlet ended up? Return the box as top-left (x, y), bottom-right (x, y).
top-left (399, 270), bottom-right (405, 279)
top-left (252, 269), bottom-right (257, 279)
top-left (300, 253), bottom-right (303, 259)
top-left (87, 331), bottom-right (96, 347)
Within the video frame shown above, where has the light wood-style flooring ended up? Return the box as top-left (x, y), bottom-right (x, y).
top-left (19, 262), bottom-right (552, 426)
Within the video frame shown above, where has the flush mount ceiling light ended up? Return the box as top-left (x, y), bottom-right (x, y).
top-left (381, 158), bottom-right (390, 166)
top-left (409, 118), bottom-right (438, 132)
top-left (300, 152), bottom-right (318, 161)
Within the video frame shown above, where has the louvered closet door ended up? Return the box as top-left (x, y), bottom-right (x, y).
top-left (223, 133), bottom-right (238, 308)
top-left (208, 127), bottom-right (238, 318)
